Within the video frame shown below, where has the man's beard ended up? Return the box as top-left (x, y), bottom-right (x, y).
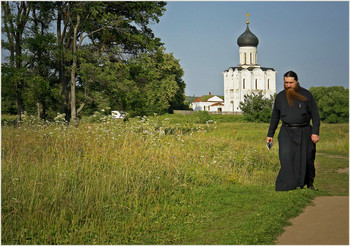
top-left (285, 86), bottom-right (307, 107)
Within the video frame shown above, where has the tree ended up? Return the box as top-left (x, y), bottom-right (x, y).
top-left (1, 1), bottom-right (31, 121)
top-left (309, 86), bottom-right (349, 123)
top-left (2, 2), bottom-right (188, 121)
top-left (79, 47), bottom-right (184, 117)
top-left (26, 2), bottom-right (57, 119)
top-left (55, 1), bottom-right (70, 119)
top-left (127, 48), bottom-right (182, 116)
top-left (55, 1), bottom-right (167, 124)
top-left (1, 66), bottom-right (25, 115)
top-left (239, 91), bottom-right (275, 123)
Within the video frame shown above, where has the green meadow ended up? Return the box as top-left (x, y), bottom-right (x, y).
top-left (2, 113), bottom-right (348, 244)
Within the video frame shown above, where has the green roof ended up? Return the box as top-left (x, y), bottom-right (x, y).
top-left (193, 95), bottom-right (224, 102)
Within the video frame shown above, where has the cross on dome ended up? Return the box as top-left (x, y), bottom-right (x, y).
top-left (245, 12), bottom-right (250, 24)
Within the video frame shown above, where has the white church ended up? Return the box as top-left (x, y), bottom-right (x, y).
top-left (222, 13), bottom-right (276, 113)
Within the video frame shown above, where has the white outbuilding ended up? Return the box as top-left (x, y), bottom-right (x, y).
top-left (191, 93), bottom-right (224, 112)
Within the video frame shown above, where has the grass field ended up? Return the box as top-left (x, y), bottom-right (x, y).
top-left (1, 113), bottom-right (348, 244)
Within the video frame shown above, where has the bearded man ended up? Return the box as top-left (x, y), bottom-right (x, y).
top-left (266, 71), bottom-right (320, 191)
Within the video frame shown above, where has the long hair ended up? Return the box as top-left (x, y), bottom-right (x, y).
top-left (284, 70), bottom-right (307, 107)
top-left (284, 70), bottom-right (298, 81)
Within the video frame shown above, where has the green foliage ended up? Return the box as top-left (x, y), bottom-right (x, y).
top-left (1, 114), bottom-right (18, 126)
top-left (1, 66), bottom-right (19, 114)
top-left (79, 47), bottom-right (185, 117)
top-left (309, 86), bottom-right (349, 123)
top-left (1, 2), bottom-right (31, 119)
top-left (193, 111), bottom-right (212, 124)
top-left (2, 1), bottom-right (187, 120)
top-left (239, 91), bottom-right (275, 123)
top-left (91, 2), bottom-right (166, 53)
top-left (126, 49), bottom-right (184, 116)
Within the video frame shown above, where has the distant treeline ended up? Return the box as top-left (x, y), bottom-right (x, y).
top-left (239, 86), bottom-right (348, 124)
top-left (1, 1), bottom-right (188, 123)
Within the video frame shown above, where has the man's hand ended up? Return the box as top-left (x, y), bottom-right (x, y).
top-left (311, 134), bottom-right (319, 143)
top-left (266, 137), bottom-right (273, 144)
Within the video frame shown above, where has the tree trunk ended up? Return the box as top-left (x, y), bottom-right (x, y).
top-left (14, 2), bottom-right (30, 121)
top-left (70, 14), bottom-right (81, 125)
top-left (59, 58), bottom-right (70, 119)
top-left (70, 59), bottom-right (77, 124)
top-left (57, 2), bottom-right (70, 121)
top-left (37, 102), bottom-right (42, 118)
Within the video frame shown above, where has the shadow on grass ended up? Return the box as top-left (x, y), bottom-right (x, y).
top-left (314, 153), bottom-right (349, 196)
top-left (173, 184), bottom-right (317, 245)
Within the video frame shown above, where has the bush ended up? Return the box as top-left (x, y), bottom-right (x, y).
top-left (194, 111), bottom-right (212, 124)
top-left (309, 86), bottom-right (349, 123)
top-left (239, 91), bottom-right (275, 123)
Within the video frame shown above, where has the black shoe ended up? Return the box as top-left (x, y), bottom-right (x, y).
top-left (307, 184), bottom-right (315, 190)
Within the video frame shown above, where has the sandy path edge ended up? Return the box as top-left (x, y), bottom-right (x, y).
top-left (275, 196), bottom-right (349, 245)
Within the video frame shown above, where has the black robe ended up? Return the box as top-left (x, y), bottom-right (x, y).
top-left (267, 87), bottom-right (320, 191)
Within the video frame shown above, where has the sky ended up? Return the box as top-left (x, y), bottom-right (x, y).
top-left (151, 1), bottom-right (349, 97)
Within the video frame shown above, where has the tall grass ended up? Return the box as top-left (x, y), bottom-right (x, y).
top-left (1, 114), bottom-right (348, 244)
top-left (316, 123), bottom-right (349, 155)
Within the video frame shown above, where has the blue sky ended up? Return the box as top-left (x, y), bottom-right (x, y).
top-left (151, 1), bottom-right (349, 96)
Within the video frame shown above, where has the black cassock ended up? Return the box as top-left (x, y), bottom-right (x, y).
top-left (267, 87), bottom-right (320, 191)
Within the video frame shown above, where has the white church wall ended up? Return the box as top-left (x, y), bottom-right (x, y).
top-left (239, 47), bottom-right (257, 65)
top-left (240, 69), bottom-right (252, 91)
top-left (223, 72), bottom-right (230, 112)
top-left (266, 70), bottom-right (276, 92)
top-left (223, 69), bottom-right (236, 112)
top-left (222, 68), bottom-right (276, 112)
top-left (252, 68), bottom-right (264, 91)
top-left (233, 70), bottom-right (240, 89)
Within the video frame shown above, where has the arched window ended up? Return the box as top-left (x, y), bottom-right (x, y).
top-left (243, 79), bottom-right (245, 89)
top-left (250, 53), bottom-right (252, 64)
top-left (244, 53), bottom-right (246, 64)
top-left (268, 79), bottom-right (270, 90)
top-left (255, 79), bottom-right (258, 89)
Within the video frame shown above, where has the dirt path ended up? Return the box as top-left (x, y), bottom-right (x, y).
top-left (316, 152), bottom-right (349, 160)
top-left (276, 153), bottom-right (349, 245)
top-left (275, 196), bottom-right (349, 245)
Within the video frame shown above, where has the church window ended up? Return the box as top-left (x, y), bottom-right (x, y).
top-left (244, 53), bottom-right (246, 64)
top-left (250, 53), bottom-right (252, 64)
top-left (255, 79), bottom-right (258, 89)
top-left (243, 79), bottom-right (245, 89)
top-left (268, 79), bottom-right (270, 89)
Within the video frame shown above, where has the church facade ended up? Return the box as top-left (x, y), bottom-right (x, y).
top-left (223, 14), bottom-right (276, 113)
